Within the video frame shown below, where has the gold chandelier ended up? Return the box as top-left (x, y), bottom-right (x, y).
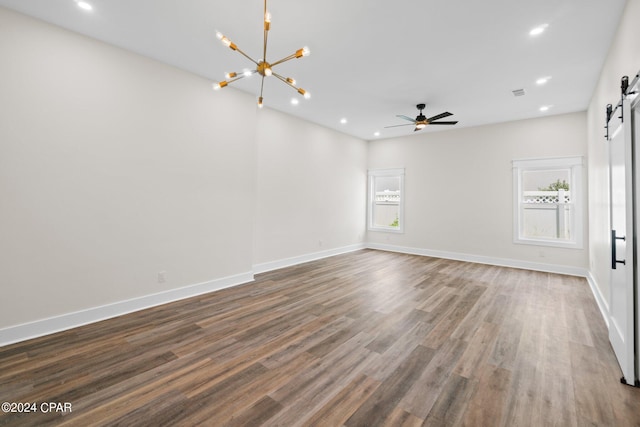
top-left (212, 0), bottom-right (311, 108)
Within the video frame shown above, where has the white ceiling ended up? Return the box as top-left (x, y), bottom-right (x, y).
top-left (0, 0), bottom-right (627, 140)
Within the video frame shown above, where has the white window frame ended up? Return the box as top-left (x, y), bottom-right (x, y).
top-left (368, 168), bottom-right (405, 233)
top-left (512, 156), bottom-right (583, 249)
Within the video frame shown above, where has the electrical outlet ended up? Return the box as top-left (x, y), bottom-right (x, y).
top-left (157, 271), bottom-right (167, 283)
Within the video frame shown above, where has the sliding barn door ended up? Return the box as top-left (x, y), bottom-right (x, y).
top-left (608, 92), bottom-right (637, 386)
top-left (635, 96), bottom-right (640, 384)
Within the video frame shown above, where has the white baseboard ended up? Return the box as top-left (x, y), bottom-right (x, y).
top-left (0, 271), bottom-right (254, 348)
top-left (253, 243), bottom-right (366, 274)
top-left (585, 270), bottom-right (610, 328)
top-left (1, 244), bottom-right (367, 347)
top-left (365, 242), bottom-right (589, 277)
top-left (1, 243), bottom-right (611, 348)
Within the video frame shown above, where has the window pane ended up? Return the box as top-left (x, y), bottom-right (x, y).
top-left (373, 176), bottom-right (400, 228)
top-left (522, 169), bottom-right (569, 191)
top-left (368, 169), bottom-right (404, 233)
top-left (521, 169), bottom-right (571, 240)
top-left (513, 157), bottom-right (582, 248)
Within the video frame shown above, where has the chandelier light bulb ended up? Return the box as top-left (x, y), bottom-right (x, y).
top-left (243, 69), bottom-right (253, 77)
top-left (297, 88), bottom-right (310, 99)
top-left (225, 72), bottom-right (237, 79)
top-left (258, 97), bottom-right (264, 108)
top-left (264, 12), bottom-right (271, 30)
top-left (295, 47), bottom-right (311, 58)
top-left (264, 67), bottom-right (273, 77)
top-left (215, 32), bottom-right (232, 48)
top-left (286, 77), bottom-right (296, 85)
top-left (213, 81), bottom-right (228, 91)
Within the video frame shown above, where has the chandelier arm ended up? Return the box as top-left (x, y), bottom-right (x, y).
top-left (233, 46), bottom-right (260, 66)
top-left (225, 74), bottom-right (250, 85)
top-left (263, 0), bottom-right (269, 61)
top-left (263, 29), bottom-right (269, 63)
top-left (260, 75), bottom-right (266, 98)
top-left (272, 72), bottom-right (297, 90)
top-left (214, 71), bottom-right (254, 90)
top-left (270, 53), bottom-right (298, 68)
top-left (228, 75), bottom-right (244, 84)
top-left (227, 69), bottom-right (258, 78)
top-left (274, 72), bottom-right (309, 98)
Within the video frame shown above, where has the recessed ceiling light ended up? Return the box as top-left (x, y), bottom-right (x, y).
top-left (539, 105), bottom-right (551, 112)
top-left (76, 1), bottom-right (93, 11)
top-left (340, 118), bottom-right (347, 124)
top-left (536, 76), bottom-right (551, 85)
top-left (290, 98), bottom-right (299, 105)
top-left (529, 24), bottom-right (548, 36)
top-left (374, 131), bottom-right (380, 137)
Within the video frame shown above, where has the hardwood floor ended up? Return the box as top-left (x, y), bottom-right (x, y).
top-left (1, 249), bottom-right (639, 426)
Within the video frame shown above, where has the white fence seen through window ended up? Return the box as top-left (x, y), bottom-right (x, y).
top-left (521, 190), bottom-right (571, 240)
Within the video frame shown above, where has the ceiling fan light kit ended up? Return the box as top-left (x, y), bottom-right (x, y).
top-left (213, 0), bottom-right (310, 108)
top-left (384, 103), bottom-right (458, 132)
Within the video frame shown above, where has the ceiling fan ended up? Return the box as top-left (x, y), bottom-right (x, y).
top-left (385, 103), bottom-right (458, 132)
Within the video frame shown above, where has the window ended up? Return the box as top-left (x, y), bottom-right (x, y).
top-left (513, 156), bottom-right (583, 248)
top-left (368, 168), bottom-right (404, 232)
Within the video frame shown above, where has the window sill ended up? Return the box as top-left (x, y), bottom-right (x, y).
top-left (514, 237), bottom-right (582, 250)
top-left (369, 226), bottom-right (404, 234)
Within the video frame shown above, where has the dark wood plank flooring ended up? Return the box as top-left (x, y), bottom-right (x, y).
top-left (1, 249), bottom-right (639, 426)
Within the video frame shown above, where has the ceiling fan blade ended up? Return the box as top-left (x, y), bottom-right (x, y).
top-left (384, 123), bottom-right (416, 128)
top-left (429, 121), bottom-right (458, 125)
top-left (413, 127), bottom-right (422, 132)
top-left (396, 115), bottom-right (417, 123)
top-left (427, 112), bottom-right (453, 122)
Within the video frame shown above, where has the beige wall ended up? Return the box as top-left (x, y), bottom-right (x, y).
top-left (0, 7), bottom-right (367, 332)
top-left (0, 7), bottom-right (257, 328)
top-left (587, 0), bottom-right (640, 307)
top-left (253, 108), bottom-right (367, 266)
top-left (368, 112), bottom-right (589, 270)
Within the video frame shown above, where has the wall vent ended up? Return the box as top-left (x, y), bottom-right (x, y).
top-left (512, 88), bottom-right (526, 97)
